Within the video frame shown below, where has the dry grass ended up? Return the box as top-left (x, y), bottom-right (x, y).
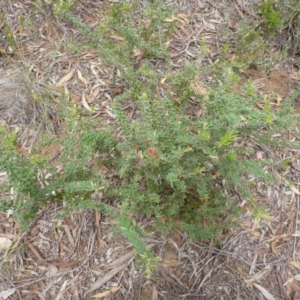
top-left (0, 70), bottom-right (57, 148)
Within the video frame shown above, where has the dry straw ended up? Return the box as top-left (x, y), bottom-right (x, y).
top-left (0, 70), bottom-right (56, 148)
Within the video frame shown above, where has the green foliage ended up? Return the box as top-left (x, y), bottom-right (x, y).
top-left (0, 114), bottom-right (116, 228)
top-left (100, 1), bottom-right (175, 98)
top-left (52, 0), bottom-right (75, 16)
top-left (0, 14), bottom-right (17, 54)
top-left (58, 0), bottom-right (175, 100)
top-left (117, 216), bottom-right (157, 278)
top-left (232, 21), bottom-right (268, 69)
top-left (260, 1), bottom-right (282, 34)
top-left (59, 0), bottom-right (175, 61)
top-left (167, 63), bottom-right (197, 103)
top-left (248, 197), bottom-right (270, 227)
top-left (278, 0), bottom-right (300, 53)
top-left (101, 1), bottom-right (175, 62)
top-left (0, 127), bottom-right (52, 226)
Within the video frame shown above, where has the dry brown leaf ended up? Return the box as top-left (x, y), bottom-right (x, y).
top-left (64, 217), bottom-right (75, 228)
top-left (55, 279), bottom-right (69, 300)
top-left (203, 20), bottom-right (215, 31)
top-left (95, 210), bottom-right (101, 227)
top-left (256, 151), bottom-right (264, 159)
top-left (152, 284), bottom-right (158, 300)
top-left (163, 250), bottom-right (178, 267)
top-left (288, 260), bottom-right (300, 270)
top-left (266, 234), bottom-right (291, 242)
top-left (46, 265), bottom-right (58, 276)
top-left (92, 286), bottom-right (121, 298)
top-left (0, 237), bottom-right (12, 250)
top-left (244, 269), bottom-right (270, 285)
top-left (107, 244), bottom-right (156, 270)
top-left (244, 228), bottom-right (261, 238)
top-left (105, 93), bottom-right (112, 101)
top-left (0, 171), bottom-right (8, 182)
top-left (177, 14), bottom-right (189, 24)
top-left (82, 52), bottom-right (96, 59)
top-left (283, 277), bottom-right (294, 286)
top-left (256, 102), bottom-right (264, 110)
top-left (92, 86), bottom-right (100, 99)
top-left (106, 250), bottom-right (135, 270)
top-left (112, 87), bottom-right (123, 96)
top-left (98, 238), bottom-right (108, 248)
top-left (63, 225), bottom-right (75, 246)
top-left (68, 272), bottom-right (80, 297)
top-left (38, 232), bottom-right (55, 243)
top-left (105, 108), bottom-right (116, 119)
top-left (55, 68), bottom-right (75, 87)
top-left (109, 35), bottom-right (124, 41)
top-left (165, 14), bottom-right (189, 24)
top-left (64, 86), bottom-right (70, 102)
top-left (290, 185), bottom-right (300, 195)
top-left (253, 283), bottom-right (275, 300)
top-left (70, 92), bottom-right (81, 103)
top-left (22, 290), bottom-right (46, 300)
top-left (27, 241), bottom-right (44, 261)
top-left (178, 25), bottom-right (189, 36)
top-left (274, 171), bottom-right (281, 180)
top-left (85, 94), bottom-right (94, 104)
top-left (270, 241), bottom-right (279, 256)
top-left (105, 218), bottom-right (117, 225)
top-left (0, 288), bottom-right (16, 299)
top-left (82, 92), bottom-right (91, 111)
top-left (84, 263), bottom-right (127, 296)
top-left (276, 94), bottom-right (282, 106)
top-left (209, 19), bottom-right (222, 24)
top-left (293, 274), bottom-right (300, 281)
top-left (77, 69), bottom-right (89, 87)
top-left (0, 233), bottom-right (15, 239)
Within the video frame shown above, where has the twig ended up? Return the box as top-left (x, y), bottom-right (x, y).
top-left (128, 104), bottom-right (138, 122)
top-left (293, 180), bottom-right (299, 261)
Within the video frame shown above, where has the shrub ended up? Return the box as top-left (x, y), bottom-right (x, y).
top-left (1, 64), bottom-right (298, 239)
top-left (259, 1), bottom-right (282, 34)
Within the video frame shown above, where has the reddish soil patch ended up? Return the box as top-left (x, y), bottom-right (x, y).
top-left (239, 67), bottom-right (292, 98)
